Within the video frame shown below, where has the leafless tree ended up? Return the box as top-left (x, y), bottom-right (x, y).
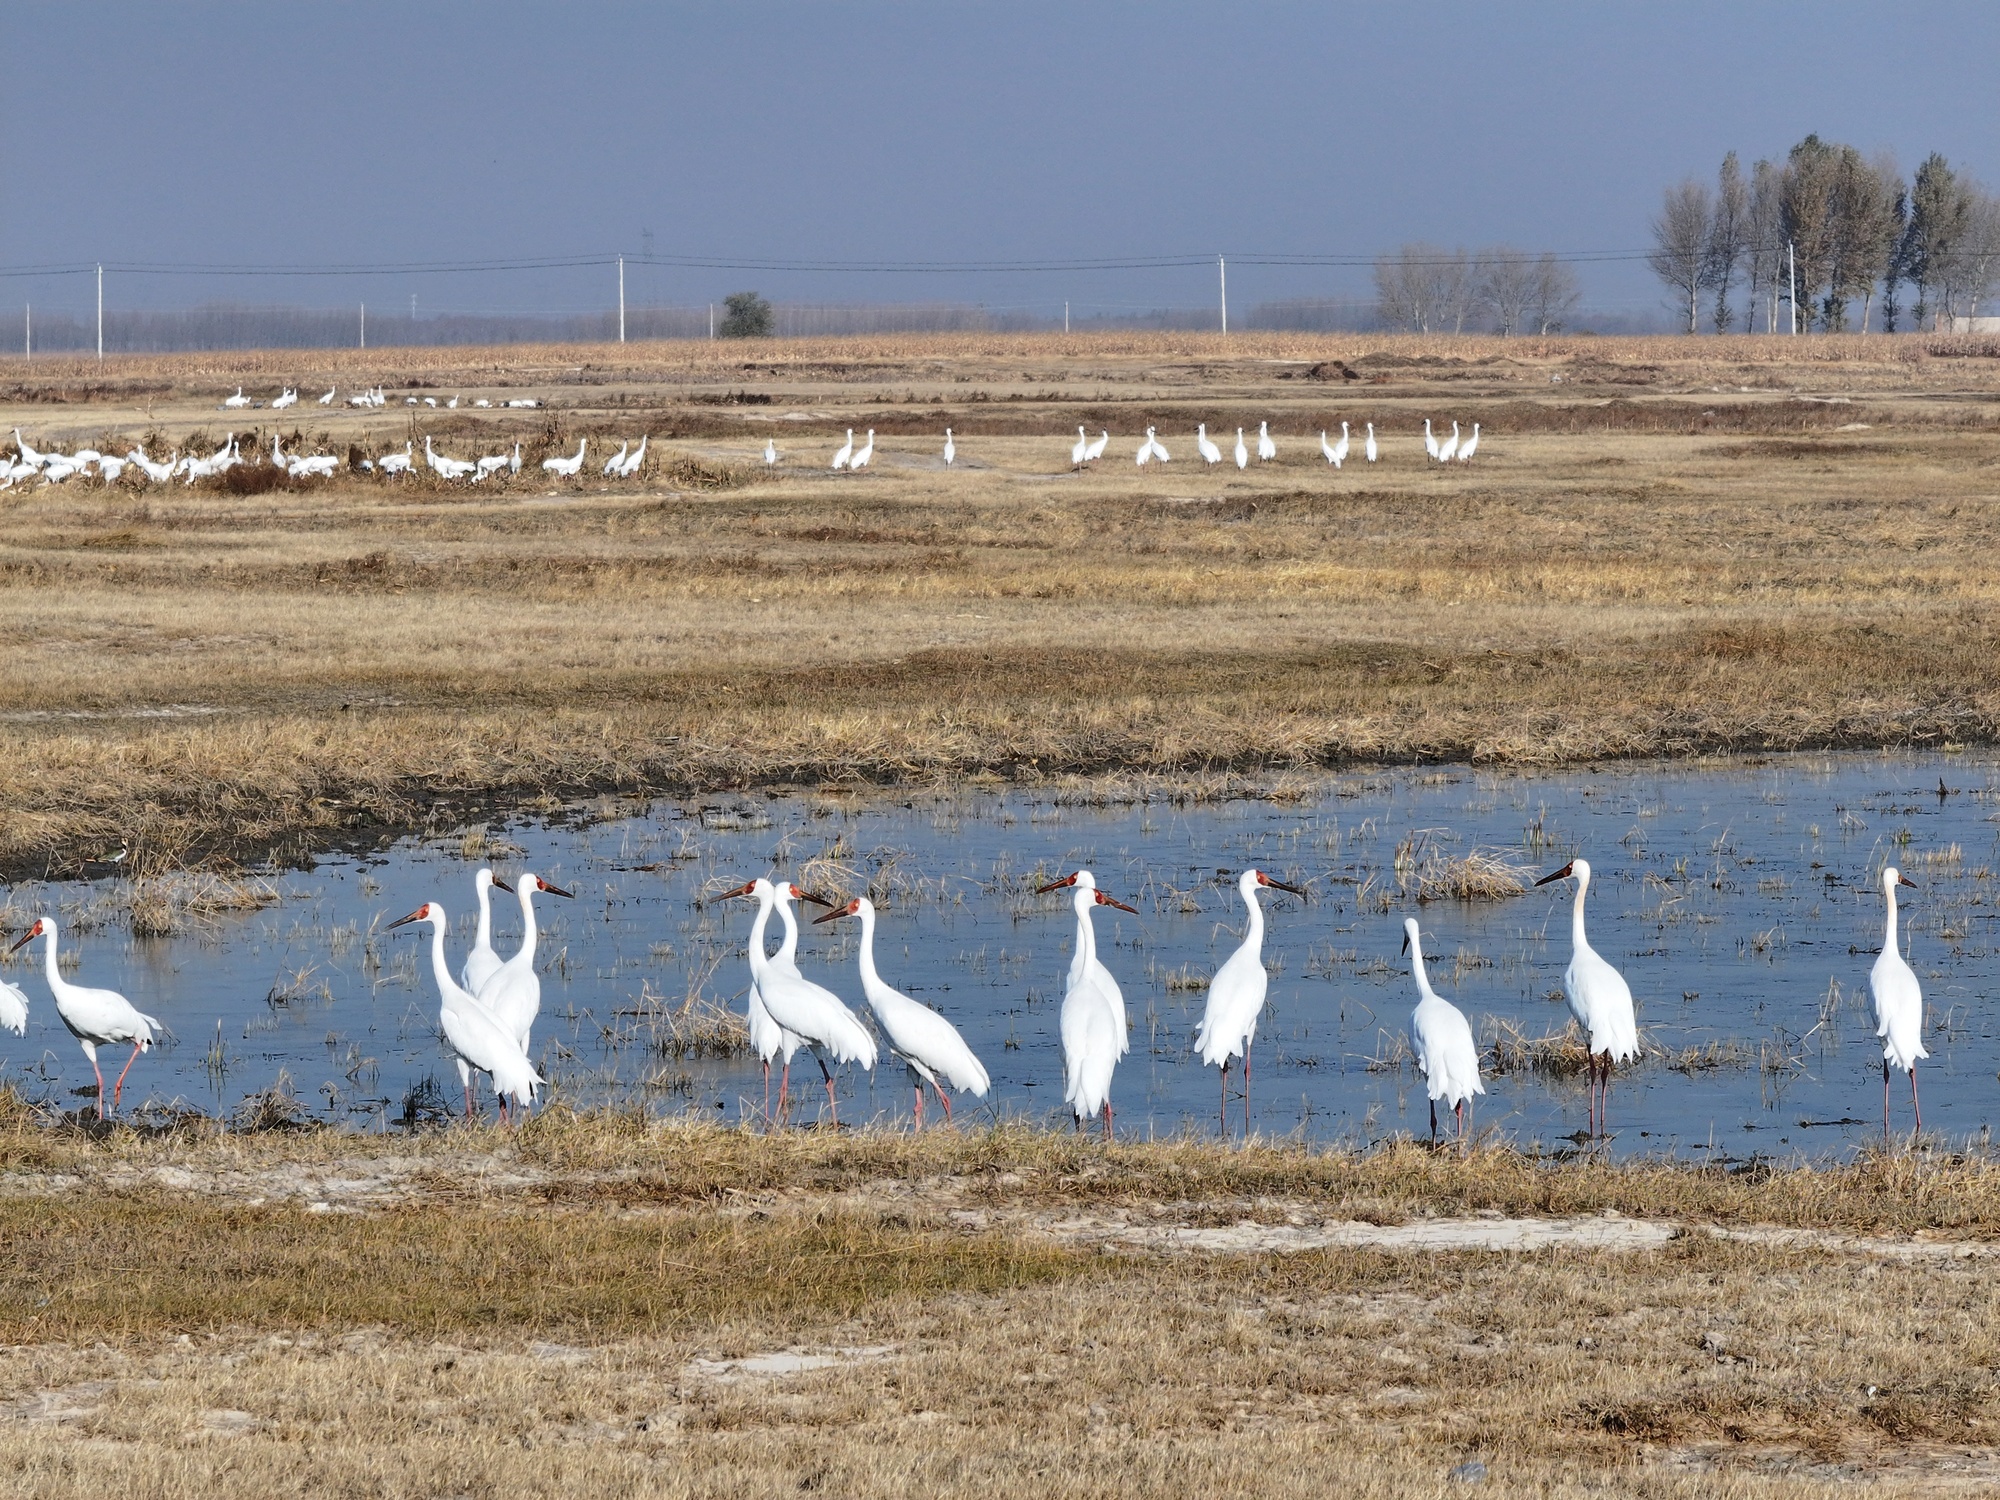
top-left (1705, 152), bottom-right (1748, 333)
top-left (1526, 255), bottom-right (1580, 334)
top-left (1649, 178), bottom-right (1714, 332)
top-left (1782, 135), bottom-right (1849, 329)
top-left (1477, 248), bottom-right (1538, 335)
top-left (1374, 243), bottom-right (1472, 333)
top-left (1744, 158), bottom-right (1785, 331)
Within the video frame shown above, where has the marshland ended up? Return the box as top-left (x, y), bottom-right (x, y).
top-left (6, 330), bottom-right (2000, 1494)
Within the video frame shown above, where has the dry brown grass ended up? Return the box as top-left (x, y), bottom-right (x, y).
top-left (1, 333), bottom-right (1999, 870)
top-left (0, 1114), bottom-right (1997, 1495)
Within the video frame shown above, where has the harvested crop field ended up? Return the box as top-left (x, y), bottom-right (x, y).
top-left (3, 331), bottom-right (2000, 872)
top-left (2, 1115), bottom-right (1999, 1497)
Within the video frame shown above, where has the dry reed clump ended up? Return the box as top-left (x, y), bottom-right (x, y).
top-left (125, 872), bottom-right (280, 938)
top-left (1394, 833), bottom-right (1529, 902)
top-left (611, 979), bottom-right (750, 1060)
top-left (1483, 1017), bottom-right (1595, 1079)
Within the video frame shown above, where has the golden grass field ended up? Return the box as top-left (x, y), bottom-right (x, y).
top-left (1, 1112), bottom-right (2000, 1497)
top-left (3, 329), bottom-right (2000, 873)
top-left (6, 331), bottom-right (2000, 1494)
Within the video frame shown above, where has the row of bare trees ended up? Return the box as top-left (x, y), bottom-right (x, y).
top-left (1372, 245), bottom-right (1581, 335)
top-left (1650, 139), bottom-right (2000, 333)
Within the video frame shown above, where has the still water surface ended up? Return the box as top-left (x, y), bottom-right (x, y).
top-left (4, 752), bottom-right (1997, 1158)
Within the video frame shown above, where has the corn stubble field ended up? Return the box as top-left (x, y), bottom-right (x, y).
top-left (6, 331), bottom-right (2000, 1495)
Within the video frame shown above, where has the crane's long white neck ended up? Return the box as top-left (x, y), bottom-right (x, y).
top-left (39, 920), bottom-right (63, 992)
top-left (1408, 942), bottom-right (1439, 1004)
top-left (513, 882), bottom-right (540, 965)
top-left (745, 886), bottom-right (775, 983)
top-left (1884, 879), bottom-right (1900, 955)
top-left (772, 891), bottom-right (800, 968)
top-left (1072, 889), bottom-right (1099, 969)
top-left (1572, 870), bottom-right (1592, 951)
top-left (1239, 877), bottom-right (1265, 954)
top-left (425, 915), bottom-right (464, 1006)
top-left (474, 877), bottom-right (493, 952)
top-left (856, 902), bottom-right (883, 992)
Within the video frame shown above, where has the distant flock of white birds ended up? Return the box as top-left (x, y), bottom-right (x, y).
top-left (218, 385), bottom-right (541, 413)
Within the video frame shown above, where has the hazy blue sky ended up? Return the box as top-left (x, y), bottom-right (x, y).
top-left (6, 1), bottom-right (1997, 326)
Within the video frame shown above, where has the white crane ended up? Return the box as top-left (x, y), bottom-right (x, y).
top-left (1196, 424), bottom-right (1222, 464)
top-left (272, 388), bottom-right (298, 410)
top-left (1037, 870), bottom-right (1136, 1138)
top-left (1330, 421), bottom-right (1350, 467)
top-left (1534, 858), bottom-right (1638, 1137)
top-left (1423, 418), bottom-right (1439, 460)
top-left (1194, 869), bottom-right (1307, 1134)
top-left (474, 399), bottom-right (491, 408)
top-left (425, 435), bottom-right (475, 481)
top-left (1072, 426), bottom-right (1090, 468)
top-left (1320, 429), bottom-right (1339, 466)
top-left (1084, 429), bottom-right (1108, 462)
top-left (1404, 917), bottom-right (1484, 1144)
top-left (943, 429), bottom-right (955, 466)
top-left (1257, 421), bottom-right (1276, 462)
top-left (1458, 423), bottom-right (1480, 461)
top-left (1136, 429), bottom-right (1154, 466)
top-left (318, 387), bottom-right (337, 405)
top-left (96, 454), bottom-right (127, 482)
top-left (461, 867), bottom-right (506, 998)
top-left (9, 915), bottom-right (160, 1120)
top-left (223, 387), bottom-right (251, 410)
top-left (473, 872), bottom-right (574, 1055)
top-left (1365, 422), bottom-right (1377, 462)
top-left (816, 896), bottom-right (989, 1125)
top-left (377, 442), bottom-right (414, 476)
top-left (509, 442), bottom-right (521, 475)
top-left (386, 901), bottom-right (544, 1117)
top-left (474, 453), bottom-right (511, 482)
top-left (446, 396), bottom-right (459, 409)
top-left (764, 438), bottom-right (779, 467)
top-left (831, 429), bottom-right (854, 470)
top-left (13, 430), bottom-right (47, 467)
top-left (541, 439), bottom-right (587, 477)
top-left (127, 447), bottom-right (178, 484)
top-left (1870, 866), bottom-right (1927, 1140)
top-left (850, 430), bottom-right (874, 470)
top-left (600, 441), bottom-right (630, 477)
top-left (0, 971), bottom-right (25, 1036)
top-left (617, 435), bottom-right (647, 477)
top-left (1438, 420), bottom-right (1461, 463)
top-left (728, 875), bottom-right (822, 1119)
top-left (423, 397), bottom-right (438, 409)
top-left (720, 879), bottom-right (875, 1124)
top-left (1233, 428), bottom-right (1248, 469)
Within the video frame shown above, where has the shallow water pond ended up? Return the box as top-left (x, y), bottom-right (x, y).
top-left (2, 752), bottom-right (1996, 1159)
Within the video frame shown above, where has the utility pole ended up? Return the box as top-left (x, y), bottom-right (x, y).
top-left (23, 304), bottom-right (28, 361)
top-left (708, 303), bottom-right (714, 340)
top-left (96, 264), bottom-right (103, 361)
top-left (618, 255), bottom-right (626, 343)
top-left (1218, 255), bottom-right (1228, 336)
top-left (360, 303), bottom-right (366, 349)
top-left (1064, 300), bottom-right (1069, 334)
top-left (1788, 240), bottom-right (1798, 335)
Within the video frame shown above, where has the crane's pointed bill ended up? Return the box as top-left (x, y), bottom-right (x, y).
top-left (490, 878), bottom-right (515, 893)
top-left (1035, 873), bottom-right (1079, 894)
top-left (1400, 928), bottom-right (1411, 955)
top-left (789, 885), bottom-right (835, 908)
top-left (536, 878), bottom-right (575, 899)
top-left (715, 881), bottom-right (760, 902)
top-left (6, 921), bottom-right (41, 953)
top-left (1256, 873), bottom-right (1308, 897)
top-left (1094, 892), bottom-right (1139, 914)
top-left (813, 898), bottom-right (862, 925)
top-left (1898, 873), bottom-right (1917, 888)
top-left (1533, 862), bottom-right (1575, 887)
top-left (384, 907), bottom-right (431, 931)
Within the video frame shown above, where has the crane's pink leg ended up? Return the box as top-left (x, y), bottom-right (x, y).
top-left (935, 1083), bottom-right (952, 1122)
top-left (1601, 1058), bottom-right (1612, 1137)
top-left (818, 1056), bottom-right (837, 1128)
top-left (111, 1048), bottom-right (143, 1120)
top-left (912, 1083), bottom-right (924, 1131)
top-left (464, 1079), bottom-right (475, 1119)
top-left (1219, 1061), bottom-right (1228, 1136)
top-left (1243, 1041), bottom-right (1252, 1137)
top-left (1101, 1101), bottom-right (1113, 1141)
top-left (91, 1055), bottom-right (108, 1121)
top-left (1883, 1060), bottom-right (1892, 1142)
top-left (762, 1059), bottom-right (771, 1123)
top-left (1910, 1068), bottom-right (1922, 1139)
top-left (778, 1061), bottom-right (791, 1123)
top-left (1429, 1097), bottom-right (1438, 1145)
top-left (1455, 1099), bottom-right (1465, 1145)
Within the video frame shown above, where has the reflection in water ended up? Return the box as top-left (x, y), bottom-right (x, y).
top-left (0, 752), bottom-right (1993, 1160)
